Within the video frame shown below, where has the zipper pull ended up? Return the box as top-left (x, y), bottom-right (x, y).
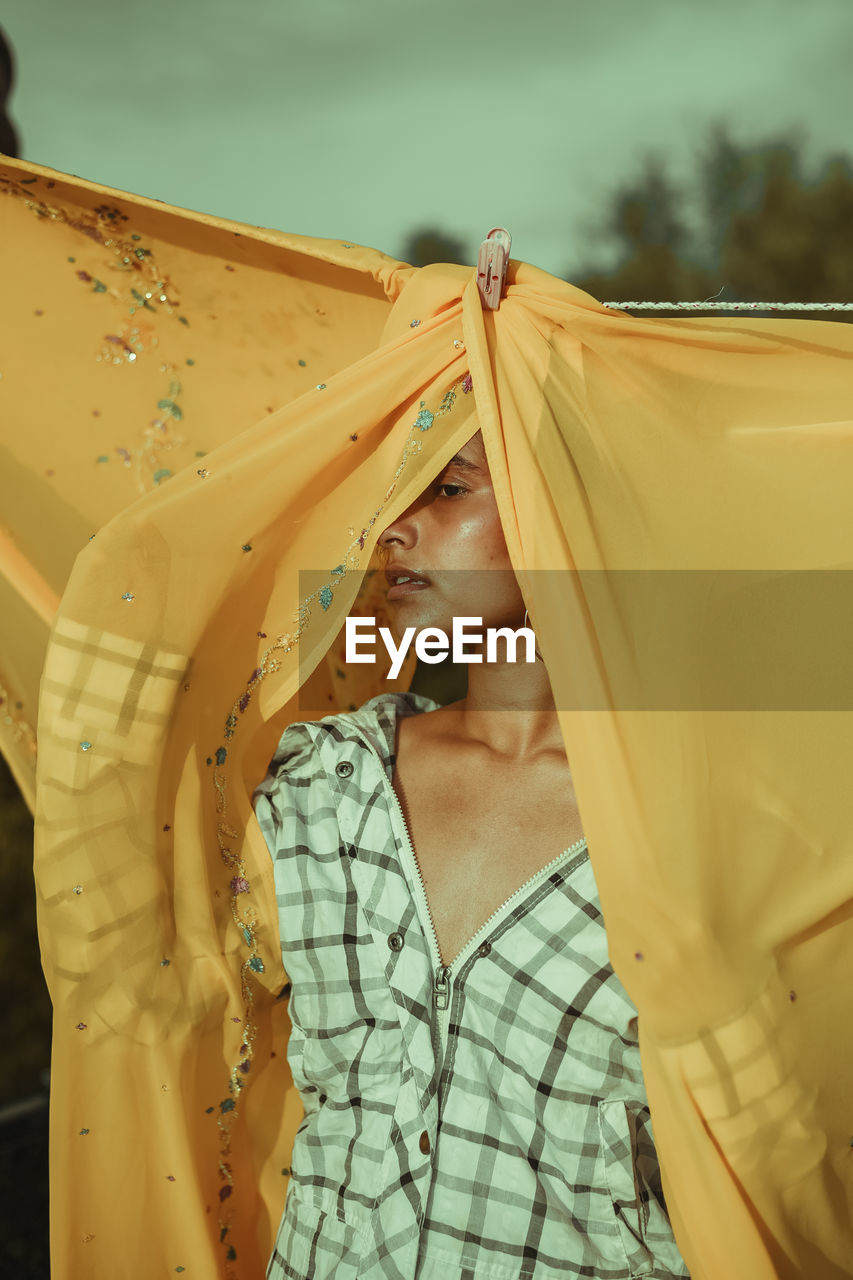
top-left (433, 964), bottom-right (451, 1010)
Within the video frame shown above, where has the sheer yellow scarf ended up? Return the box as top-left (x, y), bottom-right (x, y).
top-left (2, 154), bottom-right (852, 1279)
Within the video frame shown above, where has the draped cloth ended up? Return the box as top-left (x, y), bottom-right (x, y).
top-left (1, 153), bottom-right (852, 1280)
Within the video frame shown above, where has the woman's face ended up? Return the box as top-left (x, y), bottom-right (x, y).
top-left (377, 429), bottom-right (525, 635)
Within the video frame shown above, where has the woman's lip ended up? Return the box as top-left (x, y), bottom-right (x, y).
top-left (386, 581), bottom-right (430, 601)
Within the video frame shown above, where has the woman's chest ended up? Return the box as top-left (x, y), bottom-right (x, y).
top-left (391, 739), bottom-right (585, 964)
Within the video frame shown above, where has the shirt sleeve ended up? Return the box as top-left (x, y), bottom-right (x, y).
top-left (251, 720), bottom-right (320, 860)
top-left (251, 720), bottom-right (348, 976)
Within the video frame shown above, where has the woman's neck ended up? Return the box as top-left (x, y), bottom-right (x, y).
top-left (440, 661), bottom-right (566, 760)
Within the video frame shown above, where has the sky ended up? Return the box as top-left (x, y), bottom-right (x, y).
top-left (1, 0), bottom-right (852, 282)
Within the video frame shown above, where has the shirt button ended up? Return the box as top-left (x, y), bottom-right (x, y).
top-left (387, 931), bottom-right (405, 951)
top-left (419, 1130), bottom-right (431, 1155)
top-left (477, 942), bottom-right (492, 957)
top-left (335, 761), bottom-right (354, 778)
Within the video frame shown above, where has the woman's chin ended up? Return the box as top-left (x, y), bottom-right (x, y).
top-left (385, 599), bottom-right (512, 634)
top-left (385, 597), bottom-right (442, 630)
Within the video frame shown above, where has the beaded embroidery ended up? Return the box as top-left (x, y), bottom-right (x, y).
top-left (0, 173), bottom-right (191, 495)
top-left (3, 162), bottom-right (481, 1277)
top-left (208, 372), bottom-right (471, 1273)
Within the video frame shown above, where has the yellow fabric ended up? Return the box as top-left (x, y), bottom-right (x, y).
top-left (2, 152), bottom-right (852, 1279)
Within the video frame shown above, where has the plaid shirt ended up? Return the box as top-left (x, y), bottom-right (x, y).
top-left (252, 691), bottom-right (690, 1280)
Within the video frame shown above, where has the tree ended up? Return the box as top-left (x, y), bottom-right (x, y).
top-left (0, 24), bottom-right (20, 158)
top-left (568, 121), bottom-right (853, 321)
top-left (399, 228), bottom-right (469, 268)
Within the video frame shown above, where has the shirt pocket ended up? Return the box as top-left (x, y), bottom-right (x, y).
top-left (269, 1178), bottom-right (370, 1280)
top-left (289, 963), bottom-right (408, 1219)
top-left (597, 1098), bottom-right (656, 1278)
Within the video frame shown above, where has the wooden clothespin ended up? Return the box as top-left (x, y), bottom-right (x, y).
top-left (477, 227), bottom-right (512, 310)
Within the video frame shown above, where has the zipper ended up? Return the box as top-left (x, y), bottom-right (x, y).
top-left (354, 728), bottom-right (588, 1071)
top-left (362, 738), bottom-right (455, 1060)
top-left (427, 830), bottom-right (588, 1109)
top-left (433, 964), bottom-right (451, 1010)
top-left (431, 963), bottom-right (453, 1076)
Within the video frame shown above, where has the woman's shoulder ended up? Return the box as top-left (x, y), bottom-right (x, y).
top-left (349, 688), bottom-right (441, 730)
top-left (250, 719), bottom-right (318, 820)
top-left (254, 690), bottom-right (440, 795)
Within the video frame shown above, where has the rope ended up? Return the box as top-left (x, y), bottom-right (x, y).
top-left (600, 300), bottom-right (853, 311)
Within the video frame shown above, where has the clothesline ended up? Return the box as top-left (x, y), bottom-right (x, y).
top-left (600, 300), bottom-right (853, 311)
top-left (481, 234), bottom-right (852, 313)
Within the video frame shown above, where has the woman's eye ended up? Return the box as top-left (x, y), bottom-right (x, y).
top-left (436, 482), bottom-right (467, 498)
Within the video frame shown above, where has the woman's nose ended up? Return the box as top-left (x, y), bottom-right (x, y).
top-left (379, 515), bottom-right (414, 548)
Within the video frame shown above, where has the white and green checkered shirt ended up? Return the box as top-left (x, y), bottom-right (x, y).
top-left (252, 690), bottom-right (690, 1280)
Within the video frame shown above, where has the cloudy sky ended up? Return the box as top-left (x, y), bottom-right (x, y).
top-left (2, 0), bottom-right (851, 281)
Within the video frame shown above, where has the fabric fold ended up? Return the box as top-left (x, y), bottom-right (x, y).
top-left (1, 152), bottom-right (851, 1278)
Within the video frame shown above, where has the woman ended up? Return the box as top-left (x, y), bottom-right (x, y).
top-left (253, 427), bottom-right (691, 1279)
top-left (8, 144), bottom-right (852, 1278)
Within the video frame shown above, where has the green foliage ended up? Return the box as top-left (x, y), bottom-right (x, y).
top-left (568, 119), bottom-right (853, 321)
top-left (400, 228), bottom-right (469, 267)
